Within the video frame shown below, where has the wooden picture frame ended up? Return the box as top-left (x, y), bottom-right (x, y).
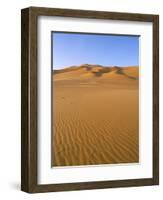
top-left (21, 7), bottom-right (159, 193)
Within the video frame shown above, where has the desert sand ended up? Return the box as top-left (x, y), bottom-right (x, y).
top-left (52, 64), bottom-right (139, 167)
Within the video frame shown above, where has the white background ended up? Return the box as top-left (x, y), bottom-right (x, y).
top-left (0, 0), bottom-right (161, 199)
top-left (38, 17), bottom-right (153, 184)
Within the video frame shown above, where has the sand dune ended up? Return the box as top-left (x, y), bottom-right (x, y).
top-left (52, 65), bottom-right (139, 167)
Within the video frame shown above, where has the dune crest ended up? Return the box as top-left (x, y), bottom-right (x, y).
top-left (53, 65), bottom-right (138, 81)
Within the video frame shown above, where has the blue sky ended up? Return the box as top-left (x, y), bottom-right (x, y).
top-left (52, 32), bottom-right (139, 70)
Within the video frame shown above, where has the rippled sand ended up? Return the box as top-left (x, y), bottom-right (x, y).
top-left (52, 65), bottom-right (139, 166)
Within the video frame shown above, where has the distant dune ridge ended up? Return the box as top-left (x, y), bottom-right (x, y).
top-left (53, 64), bottom-right (138, 80)
top-left (52, 64), bottom-right (139, 167)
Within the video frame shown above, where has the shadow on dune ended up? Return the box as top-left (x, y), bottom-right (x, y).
top-left (115, 66), bottom-right (138, 80)
top-left (92, 68), bottom-right (112, 77)
top-left (92, 66), bottom-right (138, 80)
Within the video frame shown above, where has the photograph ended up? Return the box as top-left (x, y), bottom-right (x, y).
top-left (21, 7), bottom-right (159, 193)
top-left (52, 32), bottom-right (139, 167)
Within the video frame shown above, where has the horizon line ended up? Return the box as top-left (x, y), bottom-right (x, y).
top-left (53, 64), bottom-right (139, 70)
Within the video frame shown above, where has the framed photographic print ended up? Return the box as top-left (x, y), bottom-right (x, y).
top-left (21, 7), bottom-right (159, 193)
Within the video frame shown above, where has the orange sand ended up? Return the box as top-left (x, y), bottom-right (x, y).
top-left (52, 65), bottom-right (139, 166)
